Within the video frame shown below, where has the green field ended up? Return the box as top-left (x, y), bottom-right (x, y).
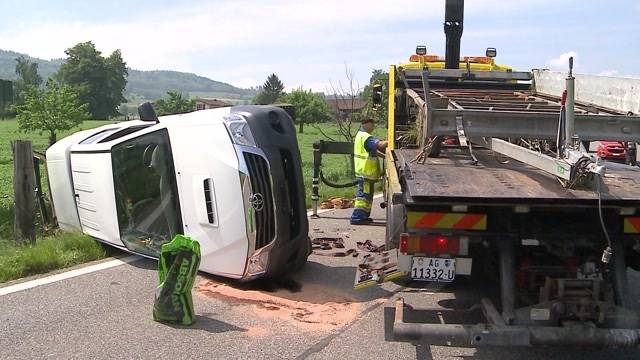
top-left (0, 118), bottom-right (109, 239)
top-left (0, 118), bottom-right (376, 235)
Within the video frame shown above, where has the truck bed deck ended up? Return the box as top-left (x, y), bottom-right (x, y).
top-left (397, 148), bottom-right (640, 206)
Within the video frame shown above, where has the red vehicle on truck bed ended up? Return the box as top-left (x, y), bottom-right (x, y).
top-left (597, 141), bottom-right (628, 163)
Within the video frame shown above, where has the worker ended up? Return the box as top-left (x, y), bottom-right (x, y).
top-left (351, 118), bottom-right (388, 225)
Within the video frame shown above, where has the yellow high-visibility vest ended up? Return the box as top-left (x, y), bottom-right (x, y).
top-left (354, 130), bottom-right (380, 180)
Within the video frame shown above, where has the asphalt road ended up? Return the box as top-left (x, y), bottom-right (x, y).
top-left (1, 201), bottom-right (639, 360)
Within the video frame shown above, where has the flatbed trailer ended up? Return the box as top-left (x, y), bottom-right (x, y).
top-left (374, 1), bottom-right (640, 348)
top-left (381, 69), bottom-right (640, 348)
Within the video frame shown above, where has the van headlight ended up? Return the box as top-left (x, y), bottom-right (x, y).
top-left (246, 251), bottom-right (269, 276)
top-left (223, 114), bottom-right (256, 147)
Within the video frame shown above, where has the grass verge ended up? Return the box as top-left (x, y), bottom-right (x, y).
top-left (0, 233), bottom-right (108, 284)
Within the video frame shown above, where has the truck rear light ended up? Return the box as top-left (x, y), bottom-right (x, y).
top-left (401, 234), bottom-right (461, 255)
top-left (426, 236), bottom-right (459, 255)
top-left (399, 233), bottom-right (409, 254)
top-left (436, 236), bottom-right (448, 248)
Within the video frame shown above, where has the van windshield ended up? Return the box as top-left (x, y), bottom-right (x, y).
top-left (111, 129), bottom-right (182, 257)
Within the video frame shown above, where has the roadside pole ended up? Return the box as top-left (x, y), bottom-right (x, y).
top-left (12, 140), bottom-right (37, 244)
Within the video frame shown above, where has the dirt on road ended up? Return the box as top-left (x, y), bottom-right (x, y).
top-left (197, 279), bottom-right (367, 332)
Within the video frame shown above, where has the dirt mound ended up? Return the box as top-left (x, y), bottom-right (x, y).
top-left (197, 280), bottom-right (361, 331)
top-left (320, 197), bottom-right (353, 209)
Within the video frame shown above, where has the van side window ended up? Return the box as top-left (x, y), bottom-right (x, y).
top-left (99, 125), bottom-right (152, 143)
top-left (79, 128), bottom-right (119, 144)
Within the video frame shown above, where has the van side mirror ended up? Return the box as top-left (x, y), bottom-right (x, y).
top-left (372, 83), bottom-right (384, 109)
top-left (138, 102), bottom-right (159, 123)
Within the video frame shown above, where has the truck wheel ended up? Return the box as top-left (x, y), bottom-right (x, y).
top-left (385, 198), bottom-right (405, 250)
top-left (626, 248), bottom-right (640, 271)
top-left (610, 239), bottom-right (632, 309)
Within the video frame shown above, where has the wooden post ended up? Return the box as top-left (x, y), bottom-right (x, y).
top-left (12, 140), bottom-right (36, 244)
top-left (33, 157), bottom-right (51, 231)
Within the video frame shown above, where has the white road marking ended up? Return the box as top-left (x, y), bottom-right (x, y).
top-left (1, 193), bottom-right (384, 296)
top-left (0, 255), bottom-right (140, 296)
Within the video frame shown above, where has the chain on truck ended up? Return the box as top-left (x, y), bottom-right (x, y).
top-left (366, 0), bottom-right (640, 348)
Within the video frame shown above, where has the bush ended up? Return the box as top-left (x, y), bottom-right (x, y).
top-left (0, 233), bottom-right (107, 283)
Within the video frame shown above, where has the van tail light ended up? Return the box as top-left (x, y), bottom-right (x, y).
top-left (399, 233), bottom-right (409, 254)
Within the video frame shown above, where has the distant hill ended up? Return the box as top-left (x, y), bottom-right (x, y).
top-left (0, 49), bottom-right (255, 101)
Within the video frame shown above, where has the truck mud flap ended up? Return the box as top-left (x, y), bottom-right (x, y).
top-left (354, 251), bottom-right (405, 290)
top-left (384, 298), bottom-right (640, 348)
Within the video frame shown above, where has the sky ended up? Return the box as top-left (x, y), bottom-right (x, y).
top-left (1, 0), bottom-right (639, 92)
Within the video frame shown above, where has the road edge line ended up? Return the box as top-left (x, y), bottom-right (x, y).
top-left (0, 255), bottom-right (140, 296)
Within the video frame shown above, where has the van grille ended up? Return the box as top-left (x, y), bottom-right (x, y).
top-left (203, 179), bottom-right (215, 224)
top-left (243, 153), bottom-right (275, 250)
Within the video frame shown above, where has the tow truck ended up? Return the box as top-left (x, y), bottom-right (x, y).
top-left (368, 0), bottom-right (640, 348)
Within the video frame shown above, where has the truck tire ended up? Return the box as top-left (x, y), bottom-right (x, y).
top-left (610, 239), bottom-right (632, 309)
top-left (385, 197), bottom-right (405, 250)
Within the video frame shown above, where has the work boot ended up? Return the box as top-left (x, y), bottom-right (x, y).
top-left (350, 218), bottom-right (373, 225)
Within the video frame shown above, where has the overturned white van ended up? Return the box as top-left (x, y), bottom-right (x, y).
top-left (46, 105), bottom-right (309, 280)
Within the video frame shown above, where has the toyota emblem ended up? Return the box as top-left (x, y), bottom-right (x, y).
top-left (250, 193), bottom-right (264, 211)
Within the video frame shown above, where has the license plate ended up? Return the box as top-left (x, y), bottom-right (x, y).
top-left (411, 257), bottom-right (455, 282)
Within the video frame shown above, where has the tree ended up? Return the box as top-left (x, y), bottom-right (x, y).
top-left (361, 69), bottom-right (389, 124)
top-left (154, 90), bottom-right (195, 115)
top-left (278, 89), bottom-right (332, 133)
top-left (253, 73), bottom-right (285, 104)
top-left (14, 81), bottom-right (89, 146)
top-left (56, 41), bottom-right (128, 119)
top-left (323, 64), bottom-right (364, 144)
top-left (14, 56), bottom-right (43, 105)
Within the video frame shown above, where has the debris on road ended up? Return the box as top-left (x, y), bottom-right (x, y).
top-left (354, 252), bottom-right (404, 290)
top-left (357, 240), bottom-right (386, 253)
top-left (246, 326), bottom-right (268, 337)
top-left (197, 280), bottom-right (361, 331)
top-left (311, 237), bottom-right (359, 257)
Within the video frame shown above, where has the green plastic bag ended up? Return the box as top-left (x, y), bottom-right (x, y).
top-left (152, 234), bottom-right (201, 325)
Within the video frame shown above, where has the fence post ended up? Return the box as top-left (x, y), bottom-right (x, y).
top-left (33, 156), bottom-right (52, 230)
top-left (12, 140), bottom-right (36, 244)
top-left (311, 141), bottom-right (321, 217)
